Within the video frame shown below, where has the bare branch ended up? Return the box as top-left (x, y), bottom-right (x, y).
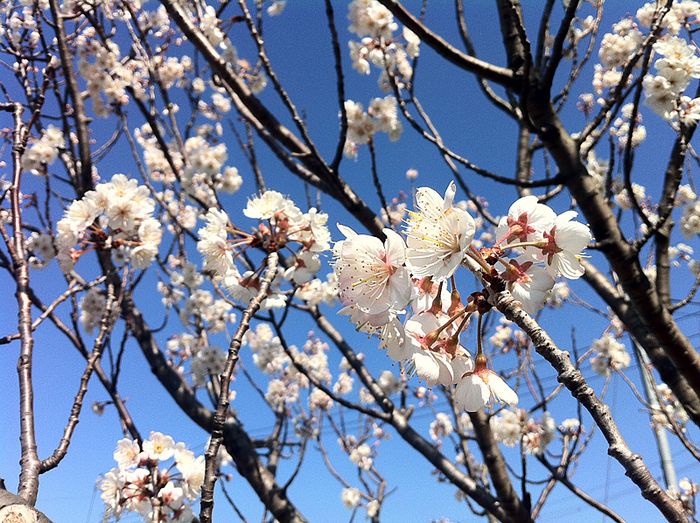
top-left (490, 284), bottom-right (688, 522)
top-left (200, 252), bottom-right (280, 523)
top-left (377, 0), bottom-right (515, 87)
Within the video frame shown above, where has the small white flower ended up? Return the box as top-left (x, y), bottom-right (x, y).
top-left (405, 182), bottom-right (475, 281)
top-left (334, 225), bottom-right (412, 314)
top-left (539, 211), bottom-right (592, 279)
top-left (591, 334), bottom-right (631, 375)
top-left (495, 195), bottom-right (556, 246)
top-left (402, 312), bottom-right (473, 387)
top-left (454, 355), bottom-right (518, 412)
top-left (243, 190), bottom-right (300, 221)
top-left (99, 468), bottom-right (123, 514)
top-left (142, 431), bottom-right (175, 461)
top-left (341, 487), bottom-right (362, 509)
top-left (500, 258), bottom-right (555, 315)
top-left (114, 438), bottom-right (140, 469)
top-left (267, 0), bottom-right (286, 16)
top-left (197, 208), bottom-right (233, 278)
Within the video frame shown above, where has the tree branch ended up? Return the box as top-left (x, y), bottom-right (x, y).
top-left (490, 284), bottom-right (687, 522)
top-left (200, 252), bottom-right (279, 523)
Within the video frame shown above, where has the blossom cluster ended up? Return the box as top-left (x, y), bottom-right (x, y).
top-left (343, 96), bottom-right (403, 159)
top-left (333, 183), bottom-right (592, 412)
top-left (245, 324), bottom-right (333, 412)
top-left (490, 409), bottom-right (557, 455)
top-left (1, 0), bottom-right (47, 49)
top-left (652, 383), bottom-right (690, 431)
top-left (77, 38), bottom-right (149, 117)
top-left (152, 257), bottom-right (239, 388)
top-left (593, 18), bottom-right (643, 94)
top-left (681, 198), bottom-right (700, 238)
top-left (668, 478), bottom-right (699, 517)
top-left (643, 36), bottom-right (700, 123)
top-left (336, 425), bottom-right (388, 517)
top-left (21, 125), bottom-right (64, 175)
top-left (197, 189), bottom-right (332, 308)
top-left (55, 174), bottom-right (162, 271)
top-left (25, 231), bottom-right (56, 268)
top-left (590, 334), bottom-right (631, 376)
top-left (80, 287), bottom-right (119, 334)
top-left (135, 124), bottom-right (243, 206)
top-left (347, 0), bottom-right (420, 90)
top-left (590, 3), bottom-right (700, 125)
top-left (609, 102), bottom-right (647, 149)
top-left (98, 433), bottom-right (204, 522)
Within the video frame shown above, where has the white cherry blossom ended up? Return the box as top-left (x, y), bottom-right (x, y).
top-left (405, 182), bottom-right (475, 281)
top-left (500, 258), bottom-right (555, 315)
top-left (495, 195), bottom-right (556, 246)
top-left (454, 355), bottom-right (518, 412)
top-left (334, 225), bottom-right (412, 314)
top-left (539, 211), bottom-right (592, 279)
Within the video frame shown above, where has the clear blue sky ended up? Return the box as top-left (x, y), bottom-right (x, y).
top-left (1, 1), bottom-right (698, 522)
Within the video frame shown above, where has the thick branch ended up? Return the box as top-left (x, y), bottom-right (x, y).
top-left (0, 487), bottom-right (51, 523)
top-left (526, 96), bottom-right (700, 402)
top-left (470, 411), bottom-right (533, 522)
top-left (581, 261), bottom-right (700, 426)
top-left (377, 0), bottom-right (515, 87)
top-left (490, 286), bottom-right (687, 522)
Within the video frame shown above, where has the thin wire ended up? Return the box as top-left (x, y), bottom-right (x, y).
top-left (85, 484), bottom-right (97, 523)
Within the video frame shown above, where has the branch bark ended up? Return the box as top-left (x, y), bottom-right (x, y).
top-left (4, 102), bottom-right (41, 505)
top-left (525, 94), bottom-right (700, 405)
top-left (0, 487), bottom-right (52, 523)
top-left (378, 0), bottom-right (515, 87)
top-left (489, 284), bottom-right (687, 522)
top-left (470, 411), bottom-right (533, 522)
top-left (200, 252), bottom-right (282, 523)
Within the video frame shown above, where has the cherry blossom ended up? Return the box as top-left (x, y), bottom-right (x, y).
top-left (538, 211), bottom-right (592, 279)
top-left (495, 195), bottom-right (556, 247)
top-left (98, 434), bottom-right (204, 521)
top-left (405, 182), bottom-right (475, 281)
top-left (499, 258), bottom-right (555, 315)
top-left (334, 225), bottom-right (412, 314)
top-left (454, 355), bottom-right (519, 412)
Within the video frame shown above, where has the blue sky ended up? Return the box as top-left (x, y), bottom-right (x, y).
top-left (1, 1), bottom-right (699, 522)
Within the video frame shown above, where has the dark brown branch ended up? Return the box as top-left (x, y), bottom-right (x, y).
top-left (377, 0), bottom-right (515, 87)
top-left (200, 252), bottom-right (279, 523)
top-left (39, 284), bottom-right (118, 473)
top-left (325, 0), bottom-right (349, 171)
top-left (470, 411), bottom-right (533, 522)
top-left (490, 285), bottom-right (688, 522)
top-left (523, 86), bottom-right (700, 404)
top-left (541, 0), bottom-right (580, 90)
top-left (454, 0), bottom-right (518, 118)
top-left (581, 260), bottom-right (700, 426)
